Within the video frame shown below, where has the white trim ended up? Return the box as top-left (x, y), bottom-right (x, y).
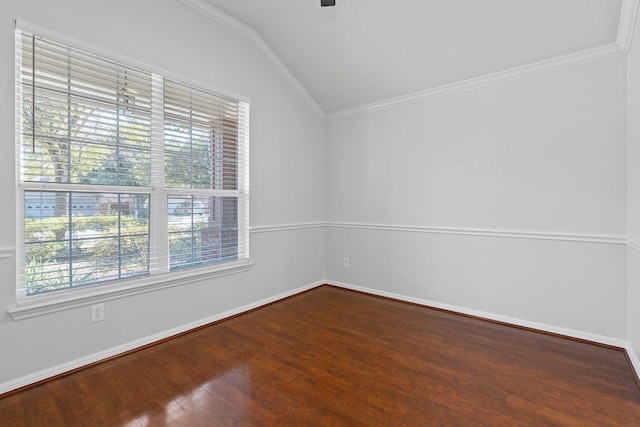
top-left (629, 239), bottom-right (640, 252)
top-left (626, 343), bottom-right (640, 383)
top-left (10, 260), bottom-right (253, 320)
top-left (618, 0), bottom-right (640, 54)
top-left (626, 0), bottom-right (640, 386)
top-left (326, 44), bottom-right (625, 121)
top-left (4, 278), bottom-right (635, 395)
top-left (248, 221), bottom-right (627, 244)
top-left (325, 222), bottom-right (627, 245)
top-left (9, 220), bottom-right (628, 320)
top-left (174, 0), bottom-right (326, 120)
top-left (326, 0), bottom-right (640, 121)
top-left (250, 222), bottom-right (325, 234)
top-left (326, 280), bottom-right (629, 349)
top-left (175, 0), bottom-right (639, 122)
top-left (0, 249), bottom-right (14, 260)
top-left (0, 280), bottom-right (324, 395)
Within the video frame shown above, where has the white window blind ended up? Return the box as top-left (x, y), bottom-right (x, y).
top-left (15, 27), bottom-right (250, 299)
top-left (164, 80), bottom-right (250, 271)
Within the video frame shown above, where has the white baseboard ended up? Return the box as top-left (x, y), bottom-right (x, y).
top-left (331, 276), bottom-right (639, 381)
top-left (326, 280), bottom-right (629, 348)
top-left (626, 343), bottom-right (640, 383)
top-left (0, 280), bottom-right (324, 395)
top-left (4, 279), bottom-right (639, 395)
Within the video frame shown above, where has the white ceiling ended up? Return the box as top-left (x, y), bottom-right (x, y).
top-left (202, 0), bottom-right (623, 115)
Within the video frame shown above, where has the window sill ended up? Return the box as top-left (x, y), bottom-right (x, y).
top-left (9, 259), bottom-right (253, 320)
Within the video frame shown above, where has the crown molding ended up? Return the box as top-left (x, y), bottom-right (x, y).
top-left (327, 0), bottom-right (640, 121)
top-left (175, 0), bottom-right (326, 120)
top-left (326, 43), bottom-right (625, 121)
top-left (618, 0), bottom-right (640, 54)
top-left (176, 0), bottom-right (638, 123)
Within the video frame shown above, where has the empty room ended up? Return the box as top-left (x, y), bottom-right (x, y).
top-left (2, 0), bottom-right (640, 425)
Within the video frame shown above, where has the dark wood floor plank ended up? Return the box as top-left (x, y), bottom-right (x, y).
top-left (0, 394), bottom-right (27, 427)
top-left (19, 385), bottom-right (66, 426)
top-left (2, 285), bottom-right (640, 426)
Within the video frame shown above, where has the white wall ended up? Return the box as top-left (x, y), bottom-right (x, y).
top-left (0, 0), bottom-right (326, 391)
top-left (0, 0), bottom-right (635, 395)
top-left (326, 56), bottom-right (629, 341)
top-left (627, 5), bottom-right (640, 367)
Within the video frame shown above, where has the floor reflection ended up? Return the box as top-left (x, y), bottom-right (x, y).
top-left (156, 363), bottom-right (251, 426)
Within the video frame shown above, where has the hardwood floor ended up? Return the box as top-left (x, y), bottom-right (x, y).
top-left (2, 285), bottom-right (640, 426)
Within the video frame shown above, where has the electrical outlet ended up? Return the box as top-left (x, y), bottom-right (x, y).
top-left (343, 257), bottom-right (350, 267)
top-left (91, 303), bottom-right (105, 323)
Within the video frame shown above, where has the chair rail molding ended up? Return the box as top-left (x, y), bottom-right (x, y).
top-left (325, 222), bottom-right (627, 245)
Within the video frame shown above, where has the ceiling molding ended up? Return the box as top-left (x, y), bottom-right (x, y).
top-left (618, 0), bottom-right (640, 54)
top-left (327, 0), bottom-right (640, 121)
top-left (326, 44), bottom-right (625, 121)
top-left (175, 0), bottom-right (327, 120)
top-left (176, 0), bottom-right (638, 123)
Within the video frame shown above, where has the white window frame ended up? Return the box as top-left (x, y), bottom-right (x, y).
top-left (10, 21), bottom-right (251, 320)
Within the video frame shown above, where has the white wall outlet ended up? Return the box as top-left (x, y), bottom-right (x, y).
top-left (91, 303), bottom-right (105, 323)
top-left (343, 257), bottom-right (350, 267)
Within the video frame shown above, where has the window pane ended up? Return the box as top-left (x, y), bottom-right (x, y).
top-left (20, 34), bottom-right (152, 186)
top-left (164, 122), bottom-right (213, 189)
top-left (24, 191), bottom-right (150, 295)
top-left (164, 80), bottom-right (240, 191)
top-left (168, 196), bottom-right (238, 270)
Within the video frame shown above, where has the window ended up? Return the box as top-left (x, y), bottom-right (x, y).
top-left (15, 27), bottom-right (249, 299)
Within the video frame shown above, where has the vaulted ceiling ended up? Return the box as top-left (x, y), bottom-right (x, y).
top-left (200, 0), bottom-right (624, 115)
